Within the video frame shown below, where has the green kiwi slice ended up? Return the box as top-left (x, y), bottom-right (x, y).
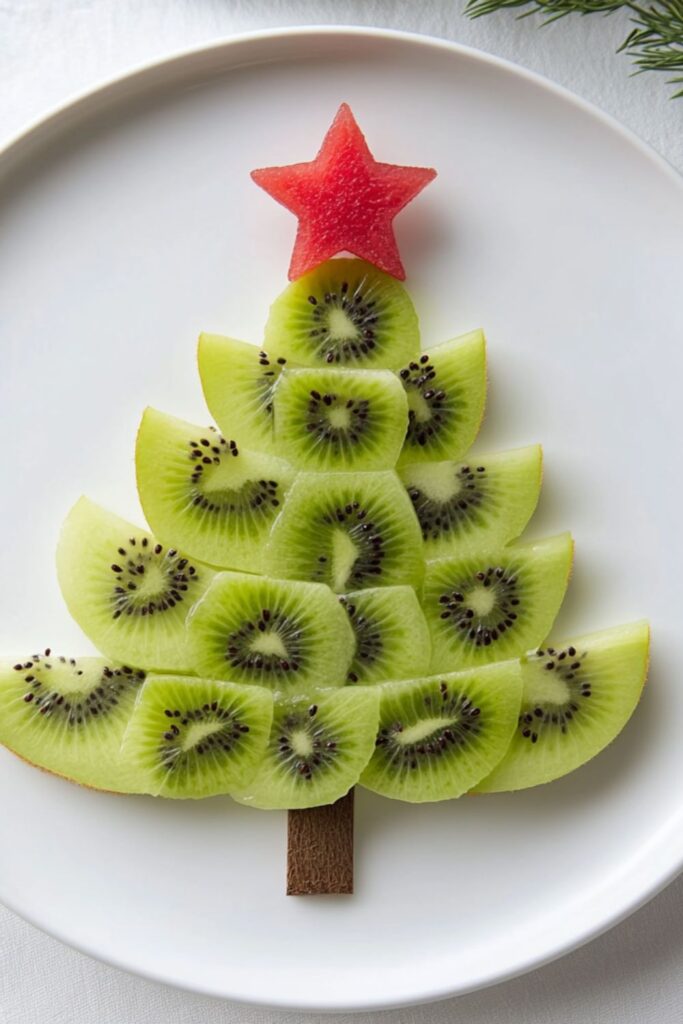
top-left (397, 330), bottom-right (486, 465)
top-left (265, 471), bottom-right (424, 593)
top-left (232, 687), bottom-right (380, 809)
top-left (475, 622), bottom-right (649, 793)
top-left (264, 258), bottom-right (420, 370)
top-left (197, 333), bottom-right (290, 452)
top-left (121, 674), bottom-right (273, 798)
top-left (423, 533), bottom-right (574, 672)
top-left (136, 407), bottom-right (295, 572)
top-left (360, 661), bottom-right (522, 802)
top-left (187, 572), bottom-right (355, 691)
top-left (340, 586), bottom-right (431, 684)
top-left (399, 445), bottom-right (543, 559)
top-left (57, 497), bottom-right (214, 672)
top-left (273, 368), bottom-right (408, 471)
top-left (0, 652), bottom-right (145, 793)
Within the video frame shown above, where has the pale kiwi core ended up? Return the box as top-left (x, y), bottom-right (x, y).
top-left (182, 721), bottom-right (225, 751)
top-left (200, 458), bottom-right (252, 495)
top-left (523, 668), bottom-right (570, 706)
top-left (467, 585), bottom-right (496, 617)
top-left (251, 632), bottom-right (288, 658)
top-left (405, 462), bottom-right (462, 503)
top-left (327, 307), bottom-right (359, 342)
top-left (327, 406), bottom-right (352, 429)
top-left (407, 389), bottom-right (432, 425)
top-left (398, 716), bottom-right (459, 746)
top-left (331, 530), bottom-right (359, 592)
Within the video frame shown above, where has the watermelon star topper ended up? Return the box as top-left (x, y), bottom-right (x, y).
top-left (251, 103), bottom-right (437, 281)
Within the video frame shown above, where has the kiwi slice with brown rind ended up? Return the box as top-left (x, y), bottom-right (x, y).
top-left (397, 330), bottom-right (486, 465)
top-left (272, 367), bottom-right (408, 471)
top-left (232, 687), bottom-right (380, 810)
top-left (422, 533), bottom-right (573, 672)
top-left (265, 471), bottom-right (424, 593)
top-left (187, 571), bottom-right (355, 692)
top-left (136, 407), bottom-right (295, 572)
top-left (264, 259), bottom-right (420, 370)
top-left (198, 333), bottom-right (290, 453)
top-left (360, 660), bottom-right (522, 802)
top-left (121, 674), bottom-right (273, 798)
top-left (57, 497), bottom-right (215, 672)
top-left (0, 652), bottom-right (146, 793)
top-left (399, 445), bottom-right (542, 560)
top-left (475, 622), bottom-right (649, 793)
top-left (340, 586), bottom-right (431, 684)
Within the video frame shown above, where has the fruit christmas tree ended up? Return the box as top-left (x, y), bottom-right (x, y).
top-left (0, 104), bottom-right (649, 895)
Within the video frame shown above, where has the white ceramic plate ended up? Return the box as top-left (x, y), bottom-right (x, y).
top-left (0, 27), bottom-right (682, 1013)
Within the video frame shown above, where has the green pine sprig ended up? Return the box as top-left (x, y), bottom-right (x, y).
top-left (465, 0), bottom-right (683, 97)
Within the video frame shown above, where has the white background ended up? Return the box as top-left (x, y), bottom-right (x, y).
top-left (1, 3), bottom-right (682, 1022)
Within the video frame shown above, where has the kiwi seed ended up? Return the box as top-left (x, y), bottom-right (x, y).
top-left (306, 283), bottom-right (379, 364)
top-left (109, 538), bottom-right (198, 620)
top-left (224, 607), bottom-right (303, 677)
top-left (304, 389), bottom-right (371, 447)
top-left (407, 463), bottom-right (487, 539)
top-left (186, 426), bottom-right (282, 516)
top-left (516, 645), bottom-right (589, 744)
top-left (400, 354), bottom-right (449, 448)
top-left (374, 679), bottom-right (482, 771)
top-left (157, 701), bottom-right (252, 772)
top-left (338, 597), bottom-right (383, 682)
top-left (256, 349), bottom-right (288, 415)
top-left (437, 565), bottom-right (520, 648)
top-left (275, 706), bottom-right (339, 781)
top-left (13, 652), bottom-right (145, 727)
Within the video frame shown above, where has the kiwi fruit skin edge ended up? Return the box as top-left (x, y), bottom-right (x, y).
top-left (135, 406), bottom-right (296, 573)
top-left (0, 654), bottom-right (147, 794)
top-left (56, 496), bottom-right (216, 673)
top-left (474, 622), bottom-right (650, 793)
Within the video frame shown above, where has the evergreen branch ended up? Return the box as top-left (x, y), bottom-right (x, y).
top-left (465, 0), bottom-right (683, 97)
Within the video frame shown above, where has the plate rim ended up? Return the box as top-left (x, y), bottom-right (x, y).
top-left (0, 24), bottom-right (682, 1012)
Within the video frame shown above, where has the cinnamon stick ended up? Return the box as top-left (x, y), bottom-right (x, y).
top-left (286, 789), bottom-right (354, 895)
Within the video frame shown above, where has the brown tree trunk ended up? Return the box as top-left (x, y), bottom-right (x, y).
top-left (286, 789), bottom-right (355, 895)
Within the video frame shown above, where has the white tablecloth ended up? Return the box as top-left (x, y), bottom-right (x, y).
top-left (1, 3), bottom-right (681, 1022)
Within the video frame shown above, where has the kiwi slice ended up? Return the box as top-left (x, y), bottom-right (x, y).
top-left (476, 622), bottom-right (649, 793)
top-left (397, 329), bottom-right (486, 465)
top-left (264, 258), bottom-right (420, 370)
top-left (266, 471), bottom-right (424, 594)
top-left (187, 572), bottom-right (355, 691)
top-left (423, 533), bottom-right (574, 672)
top-left (121, 674), bottom-right (273, 798)
top-left (399, 445), bottom-right (543, 559)
top-left (136, 407), bottom-right (295, 572)
top-left (360, 660), bottom-right (522, 802)
top-left (232, 687), bottom-right (380, 810)
top-left (340, 586), bottom-right (431, 684)
top-left (0, 652), bottom-right (146, 793)
top-left (197, 333), bottom-right (290, 452)
top-left (273, 368), bottom-right (408, 471)
top-left (57, 497), bottom-right (214, 672)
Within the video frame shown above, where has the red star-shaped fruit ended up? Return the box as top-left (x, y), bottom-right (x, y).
top-left (251, 103), bottom-right (436, 281)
